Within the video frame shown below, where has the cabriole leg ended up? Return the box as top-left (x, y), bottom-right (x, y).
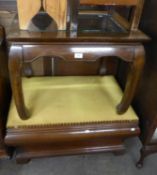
top-left (117, 45), bottom-right (145, 114)
top-left (136, 147), bottom-right (148, 168)
top-left (9, 45), bottom-right (29, 120)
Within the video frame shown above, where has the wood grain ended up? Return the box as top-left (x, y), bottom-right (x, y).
top-left (45, 0), bottom-right (67, 30)
top-left (17, 0), bottom-right (67, 30)
top-left (17, 0), bottom-right (40, 30)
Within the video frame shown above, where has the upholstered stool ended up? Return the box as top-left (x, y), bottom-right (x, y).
top-left (5, 22), bottom-right (149, 164)
top-left (6, 76), bottom-right (140, 163)
top-left (5, 0), bottom-right (150, 164)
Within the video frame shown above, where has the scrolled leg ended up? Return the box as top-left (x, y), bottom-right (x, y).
top-left (9, 45), bottom-right (29, 120)
top-left (117, 45), bottom-right (145, 114)
top-left (136, 147), bottom-right (148, 168)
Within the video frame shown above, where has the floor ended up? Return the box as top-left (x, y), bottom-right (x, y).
top-left (0, 138), bottom-right (157, 175)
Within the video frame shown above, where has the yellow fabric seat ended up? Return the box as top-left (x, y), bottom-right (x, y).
top-left (7, 76), bottom-right (138, 128)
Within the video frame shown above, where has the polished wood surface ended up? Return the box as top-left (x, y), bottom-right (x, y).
top-left (9, 46), bottom-right (29, 120)
top-left (6, 122), bottom-right (139, 146)
top-left (5, 122), bottom-right (140, 163)
top-left (0, 0), bottom-right (149, 163)
top-left (131, 0), bottom-right (145, 30)
top-left (1, 0), bottom-right (147, 34)
top-left (8, 43), bottom-right (145, 120)
top-left (7, 43), bottom-right (145, 162)
top-left (6, 16), bottom-right (149, 43)
top-left (7, 0), bottom-right (148, 119)
top-left (17, 0), bottom-right (41, 30)
top-left (17, 0), bottom-right (67, 30)
top-left (46, 0), bottom-right (67, 30)
top-left (6, 39), bottom-right (145, 163)
top-left (117, 45), bottom-right (145, 114)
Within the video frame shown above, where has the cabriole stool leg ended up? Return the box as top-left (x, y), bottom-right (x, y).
top-left (117, 45), bottom-right (145, 114)
top-left (136, 147), bottom-right (148, 168)
top-left (9, 45), bottom-right (29, 120)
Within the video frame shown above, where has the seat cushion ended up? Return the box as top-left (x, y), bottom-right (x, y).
top-left (7, 76), bottom-right (138, 128)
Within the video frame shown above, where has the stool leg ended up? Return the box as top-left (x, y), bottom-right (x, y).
top-left (136, 147), bottom-right (147, 168)
top-left (117, 45), bottom-right (145, 114)
top-left (9, 46), bottom-right (29, 120)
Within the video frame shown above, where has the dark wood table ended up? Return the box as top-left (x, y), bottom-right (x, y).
top-left (4, 16), bottom-right (150, 164)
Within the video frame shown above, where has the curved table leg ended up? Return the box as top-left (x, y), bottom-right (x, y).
top-left (136, 147), bottom-right (148, 168)
top-left (117, 45), bottom-right (145, 114)
top-left (9, 45), bottom-right (29, 120)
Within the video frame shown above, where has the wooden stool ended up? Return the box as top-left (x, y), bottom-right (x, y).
top-left (5, 0), bottom-right (150, 163)
top-left (9, 42), bottom-right (146, 120)
top-left (7, 0), bottom-right (148, 120)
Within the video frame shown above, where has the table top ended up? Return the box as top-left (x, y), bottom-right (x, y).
top-left (6, 15), bottom-right (150, 44)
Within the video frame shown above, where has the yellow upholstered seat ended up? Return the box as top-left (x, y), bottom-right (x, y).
top-left (7, 76), bottom-right (138, 128)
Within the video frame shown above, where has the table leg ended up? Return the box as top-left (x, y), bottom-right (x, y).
top-left (136, 147), bottom-right (147, 168)
top-left (9, 46), bottom-right (29, 120)
top-left (117, 45), bottom-right (145, 114)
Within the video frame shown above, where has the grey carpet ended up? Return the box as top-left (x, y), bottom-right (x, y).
top-left (0, 138), bottom-right (157, 175)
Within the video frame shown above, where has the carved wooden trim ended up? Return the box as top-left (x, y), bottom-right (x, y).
top-left (22, 44), bottom-right (135, 63)
top-left (7, 120), bottom-right (139, 130)
top-left (5, 121), bottom-right (139, 146)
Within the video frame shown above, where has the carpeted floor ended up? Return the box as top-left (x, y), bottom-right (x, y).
top-left (0, 138), bottom-right (157, 175)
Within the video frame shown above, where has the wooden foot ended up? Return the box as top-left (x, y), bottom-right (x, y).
top-left (136, 147), bottom-right (147, 168)
top-left (136, 161), bottom-right (143, 169)
top-left (116, 104), bottom-right (125, 115)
